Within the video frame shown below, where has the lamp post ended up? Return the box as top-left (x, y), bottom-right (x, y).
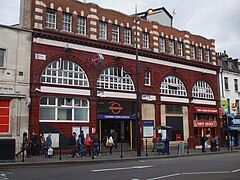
top-left (135, 8), bottom-right (153, 157)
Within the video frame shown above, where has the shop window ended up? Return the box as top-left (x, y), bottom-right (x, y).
top-left (97, 67), bottom-right (134, 91)
top-left (166, 105), bottom-right (183, 114)
top-left (40, 97), bottom-right (89, 122)
top-left (0, 100), bottom-right (10, 133)
top-left (41, 59), bottom-right (89, 87)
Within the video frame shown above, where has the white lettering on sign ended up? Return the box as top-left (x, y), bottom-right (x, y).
top-left (35, 53), bottom-right (46, 60)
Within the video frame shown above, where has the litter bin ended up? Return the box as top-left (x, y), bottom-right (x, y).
top-left (178, 142), bottom-right (184, 154)
top-left (163, 140), bottom-right (170, 155)
top-left (0, 139), bottom-right (15, 162)
top-left (156, 142), bottom-right (164, 154)
top-left (210, 139), bottom-right (217, 152)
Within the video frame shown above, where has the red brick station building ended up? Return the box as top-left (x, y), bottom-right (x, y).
top-left (25, 0), bottom-right (221, 149)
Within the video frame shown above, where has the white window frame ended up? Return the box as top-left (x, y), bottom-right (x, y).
top-left (124, 27), bottom-right (131, 44)
top-left (112, 25), bottom-right (119, 42)
top-left (192, 80), bottom-right (214, 99)
top-left (99, 21), bottom-right (107, 39)
top-left (198, 47), bottom-right (203, 61)
top-left (177, 42), bottom-right (183, 56)
top-left (46, 9), bottom-right (56, 29)
top-left (97, 67), bottom-right (135, 91)
top-left (159, 37), bottom-right (165, 53)
top-left (169, 40), bottom-right (175, 54)
top-left (142, 32), bottom-right (149, 49)
top-left (205, 49), bottom-right (210, 62)
top-left (0, 49), bottom-right (5, 68)
top-left (62, 13), bottom-right (72, 32)
top-left (190, 45), bottom-right (195, 59)
top-left (77, 16), bottom-right (86, 35)
top-left (144, 71), bottom-right (151, 86)
top-left (160, 76), bottom-right (187, 96)
top-left (40, 97), bottom-right (89, 122)
top-left (41, 59), bottom-right (89, 87)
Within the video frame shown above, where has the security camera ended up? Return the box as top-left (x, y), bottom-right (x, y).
top-left (34, 88), bottom-right (41, 92)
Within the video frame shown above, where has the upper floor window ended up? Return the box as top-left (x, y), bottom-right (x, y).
top-left (205, 49), bottom-right (210, 62)
top-left (142, 32), bottom-right (149, 49)
top-left (234, 79), bottom-right (238, 91)
top-left (77, 17), bottom-right (86, 35)
top-left (0, 49), bottom-right (5, 67)
top-left (97, 67), bottom-right (134, 91)
top-left (169, 40), bottom-right (175, 54)
top-left (192, 80), bottom-right (214, 99)
top-left (99, 21), bottom-right (107, 39)
top-left (112, 25), bottom-right (119, 42)
top-left (62, 13), bottom-right (72, 32)
top-left (198, 47), bottom-right (203, 61)
top-left (224, 77), bottom-right (229, 90)
top-left (177, 42), bottom-right (183, 56)
top-left (160, 76), bottom-right (187, 96)
top-left (159, 37), bottom-right (166, 53)
top-left (46, 8), bottom-right (56, 29)
top-left (41, 59), bottom-right (89, 87)
top-left (190, 45), bottom-right (195, 59)
top-left (124, 27), bottom-right (131, 44)
top-left (144, 70), bottom-right (151, 86)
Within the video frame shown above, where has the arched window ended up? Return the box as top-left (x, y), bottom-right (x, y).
top-left (192, 80), bottom-right (214, 99)
top-left (97, 67), bottom-right (134, 91)
top-left (41, 59), bottom-right (89, 87)
top-left (160, 76), bottom-right (187, 96)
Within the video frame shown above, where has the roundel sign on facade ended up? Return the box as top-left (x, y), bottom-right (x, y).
top-left (109, 102), bottom-right (123, 115)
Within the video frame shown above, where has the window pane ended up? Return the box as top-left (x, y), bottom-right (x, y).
top-left (40, 108), bottom-right (55, 120)
top-left (74, 109), bottom-right (88, 121)
top-left (40, 97), bottom-right (47, 105)
top-left (58, 108), bottom-right (72, 120)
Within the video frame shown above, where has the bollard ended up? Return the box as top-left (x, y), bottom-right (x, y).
top-left (187, 138), bottom-right (189, 154)
top-left (91, 141), bottom-right (94, 159)
top-left (22, 142), bottom-right (25, 162)
top-left (59, 141), bottom-right (62, 160)
top-left (145, 139), bottom-right (148, 157)
top-left (120, 138), bottom-right (123, 158)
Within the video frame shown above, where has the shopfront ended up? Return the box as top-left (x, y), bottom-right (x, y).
top-left (193, 107), bottom-right (218, 146)
top-left (97, 100), bottom-right (136, 149)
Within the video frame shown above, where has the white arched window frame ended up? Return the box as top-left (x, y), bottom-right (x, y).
top-left (192, 80), bottom-right (214, 99)
top-left (160, 76), bottom-right (187, 96)
top-left (41, 59), bottom-right (89, 87)
top-left (97, 67), bottom-right (135, 91)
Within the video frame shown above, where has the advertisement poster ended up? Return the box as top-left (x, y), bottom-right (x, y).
top-left (142, 120), bottom-right (154, 138)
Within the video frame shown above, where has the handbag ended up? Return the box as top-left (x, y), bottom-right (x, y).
top-left (48, 147), bottom-right (53, 156)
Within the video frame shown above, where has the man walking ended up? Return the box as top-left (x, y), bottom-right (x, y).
top-left (69, 132), bottom-right (78, 158)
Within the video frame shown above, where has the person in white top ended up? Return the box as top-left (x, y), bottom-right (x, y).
top-left (106, 135), bottom-right (114, 154)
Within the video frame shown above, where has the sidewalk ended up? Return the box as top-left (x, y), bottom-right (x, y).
top-left (0, 146), bottom-right (239, 167)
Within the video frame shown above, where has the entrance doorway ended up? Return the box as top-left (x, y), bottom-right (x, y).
top-left (99, 119), bottom-right (131, 144)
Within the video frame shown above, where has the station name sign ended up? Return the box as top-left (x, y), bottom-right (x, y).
top-left (97, 114), bottom-right (136, 120)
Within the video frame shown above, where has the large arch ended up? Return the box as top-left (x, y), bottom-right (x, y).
top-left (96, 66), bottom-right (135, 91)
top-left (160, 75), bottom-right (187, 96)
top-left (41, 58), bottom-right (89, 87)
top-left (192, 80), bottom-right (214, 99)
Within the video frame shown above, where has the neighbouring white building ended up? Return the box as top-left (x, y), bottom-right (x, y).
top-left (0, 24), bottom-right (32, 152)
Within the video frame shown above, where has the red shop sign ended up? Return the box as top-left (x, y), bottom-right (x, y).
top-left (194, 107), bottom-right (218, 114)
top-left (193, 120), bottom-right (217, 127)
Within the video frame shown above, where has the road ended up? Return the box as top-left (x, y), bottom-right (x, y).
top-left (1, 153), bottom-right (240, 180)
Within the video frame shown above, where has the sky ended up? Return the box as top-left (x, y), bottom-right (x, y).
top-left (0, 0), bottom-right (239, 58)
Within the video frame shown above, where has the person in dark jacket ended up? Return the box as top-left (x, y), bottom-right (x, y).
top-left (69, 132), bottom-right (78, 158)
top-left (77, 130), bottom-right (85, 157)
top-left (31, 131), bottom-right (38, 156)
top-left (16, 132), bottom-right (29, 158)
top-left (201, 134), bottom-right (207, 152)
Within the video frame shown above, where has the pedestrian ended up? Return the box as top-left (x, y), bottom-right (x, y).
top-left (69, 132), bottom-right (78, 158)
top-left (106, 135), bottom-right (114, 155)
top-left (152, 136), bottom-right (158, 152)
top-left (77, 130), bottom-right (85, 157)
top-left (201, 134), bottom-right (207, 152)
top-left (84, 134), bottom-right (91, 157)
top-left (40, 133), bottom-right (46, 155)
top-left (92, 134), bottom-right (100, 157)
top-left (31, 131), bottom-right (38, 156)
top-left (45, 133), bottom-right (53, 158)
top-left (112, 129), bottom-right (118, 150)
top-left (16, 132), bottom-right (30, 158)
